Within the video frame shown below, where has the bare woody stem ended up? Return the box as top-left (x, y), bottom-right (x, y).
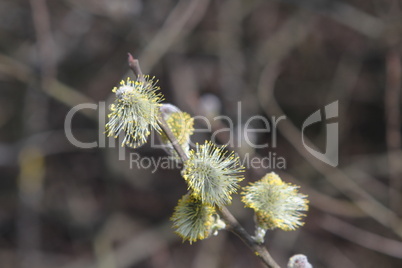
top-left (127, 53), bottom-right (281, 268)
top-left (127, 53), bottom-right (145, 83)
top-left (158, 115), bottom-right (190, 161)
top-left (219, 207), bottom-right (280, 268)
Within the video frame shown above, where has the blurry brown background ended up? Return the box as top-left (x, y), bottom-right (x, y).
top-left (1, 0), bottom-right (402, 267)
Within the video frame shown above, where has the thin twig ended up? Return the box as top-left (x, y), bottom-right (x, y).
top-left (0, 53), bottom-right (96, 120)
top-left (158, 108), bottom-right (281, 268)
top-left (128, 53), bottom-right (145, 83)
top-left (385, 48), bottom-right (402, 215)
top-left (29, 0), bottom-right (56, 88)
top-left (220, 207), bottom-right (280, 268)
top-left (128, 54), bottom-right (190, 162)
top-left (276, 0), bottom-right (385, 38)
top-left (320, 215), bottom-right (402, 258)
top-left (131, 0), bottom-right (210, 74)
top-left (158, 115), bottom-right (189, 162)
top-left (127, 55), bottom-right (281, 268)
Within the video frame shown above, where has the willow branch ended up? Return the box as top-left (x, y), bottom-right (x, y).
top-left (128, 53), bottom-right (145, 83)
top-left (220, 207), bottom-right (280, 268)
top-left (157, 111), bottom-right (280, 268)
top-left (127, 54), bottom-right (281, 268)
top-left (158, 115), bottom-right (189, 162)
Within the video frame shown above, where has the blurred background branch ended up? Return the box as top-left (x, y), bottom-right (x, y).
top-left (0, 0), bottom-right (402, 267)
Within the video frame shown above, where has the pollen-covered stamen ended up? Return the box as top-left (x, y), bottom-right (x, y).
top-left (159, 110), bottom-right (194, 158)
top-left (115, 85), bottom-right (132, 99)
top-left (106, 76), bottom-right (164, 148)
top-left (171, 194), bottom-right (216, 244)
top-left (241, 172), bottom-right (308, 232)
top-left (182, 141), bottom-right (244, 207)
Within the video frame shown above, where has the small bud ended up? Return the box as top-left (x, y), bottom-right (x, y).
top-left (251, 226), bottom-right (267, 244)
top-left (160, 103), bottom-right (181, 116)
top-left (288, 254), bottom-right (312, 268)
top-left (210, 214), bottom-right (226, 236)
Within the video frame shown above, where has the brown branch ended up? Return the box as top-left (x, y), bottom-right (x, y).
top-left (158, 115), bottom-right (189, 162)
top-left (134, 0), bottom-right (211, 74)
top-left (128, 53), bottom-right (189, 161)
top-left (320, 215), bottom-right (402, 258)
top-left (128, 53), bottom-right (145, 82)
top-left (220, 207), bottom-right (280, 268)
top-left (29, 0), bottom-right (56, 88)
top-left (127, 55), bottom-right (281, 268)
top-left (385, 48), bottom-right (402, 215)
